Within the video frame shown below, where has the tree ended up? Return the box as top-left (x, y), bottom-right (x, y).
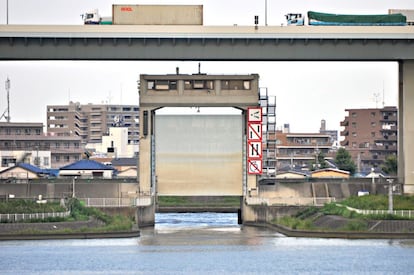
top-left (335, 148), bottom-right (356, 175)
top-left (382, 155), bottom-right (398, 175)
top-left (310, 151), bottom-right (328, 171)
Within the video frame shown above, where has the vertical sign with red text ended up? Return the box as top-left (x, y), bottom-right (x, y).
top-left (247, 107), bottom-right (262, 174)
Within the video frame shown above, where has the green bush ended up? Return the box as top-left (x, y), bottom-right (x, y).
top-left (294, 207), bottom-right (319, 219)
top-left (275, 216), bottom-right (314, 230)
top-left (341, 220), bottom-right (368, 231)
top-left (0, 199), bottom-right (66, 214)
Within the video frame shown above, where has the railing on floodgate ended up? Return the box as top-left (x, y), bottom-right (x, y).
top-left (246, 196), bottom-right (336, 206)
top-left (0, 210), bottom-right (71, 222)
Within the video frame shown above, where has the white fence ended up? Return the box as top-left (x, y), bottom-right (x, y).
top-left (246, 196), bottom-right (336, 206)
top-left (338, 204), bottom-right (414, 218)
top-left (0, 211), bottom-right (70, 222)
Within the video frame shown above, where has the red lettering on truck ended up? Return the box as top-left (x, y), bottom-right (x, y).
top-left (121, 7), bottom-right (133, 12)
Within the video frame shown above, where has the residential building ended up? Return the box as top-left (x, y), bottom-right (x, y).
top-left (46, 102), bottom-right (140, 145)
top-left (59, 159), bottom-right (115, 179)
top-left (275, 130), bottom-right (335, 170)
top-left (85, 127), bottom-right (139, 158)
top-left (340, 106), bottom-right (398, 173)
top-left (0, 122), bottom-right (83, 169)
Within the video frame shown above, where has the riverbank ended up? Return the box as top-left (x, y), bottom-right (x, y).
top-left (248, 214), bottom-right (414, 239)
top-left (0, 218), bottom-right (139, 241)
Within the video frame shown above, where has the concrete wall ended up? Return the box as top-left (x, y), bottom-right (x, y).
top-left (0, 181), bottom-right (138, 199)
top-left (155, 115), bottom-right (243, 196)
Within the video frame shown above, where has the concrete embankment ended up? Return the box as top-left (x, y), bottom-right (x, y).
top-left (0, 230), bottom-right (140, 241)
top-left (0, 220), bottom-right (139, 241)
top-left (255, 222), bottom-right (414, 239)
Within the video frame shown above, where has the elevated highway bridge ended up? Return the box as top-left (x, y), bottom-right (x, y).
top-left (1, 25), bottom-right (414, 60)
top-left (1, 25), bottom-right (414, 224)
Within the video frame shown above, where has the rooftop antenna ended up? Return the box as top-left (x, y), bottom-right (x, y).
top-left (198, 62), bottom-right (201, 74)
top-left (373, 92), bottom-right (380, 108)
top-left (382, 82), bottom-right (385, 107)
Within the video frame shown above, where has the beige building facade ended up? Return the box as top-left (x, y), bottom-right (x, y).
top-left (47, 102), bottom-right (139, 145)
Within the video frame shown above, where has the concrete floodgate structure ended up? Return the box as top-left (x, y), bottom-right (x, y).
top-left (137, 74), bottom-right (260, 226)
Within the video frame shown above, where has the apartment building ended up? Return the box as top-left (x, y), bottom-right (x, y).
top-left (0, 122), bottom-right (83, 169)
top-left (275, 130), bottom-right (335, 170)
top-left (340, 106), bottom-right (397, 173)
top-left (47, 102), bottom-right (139, 145)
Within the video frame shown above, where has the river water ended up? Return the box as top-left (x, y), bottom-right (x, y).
top-left (0, 213), bottom-right (414, 274)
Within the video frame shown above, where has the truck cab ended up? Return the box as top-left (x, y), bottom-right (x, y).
top-left (285, 13), bottom-right (305, 26)
top-left (83, 9), bottom-right (101, 24)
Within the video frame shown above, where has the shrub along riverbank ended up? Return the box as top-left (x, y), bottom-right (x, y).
top-left (273, 195), bottom-right (414, 232)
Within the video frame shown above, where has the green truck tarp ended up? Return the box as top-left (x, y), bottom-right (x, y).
top-left (308, 11), bottom-right (406, 25)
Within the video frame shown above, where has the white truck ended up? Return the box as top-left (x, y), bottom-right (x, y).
top-left (389, 9), bottom-right (414, 25)
top-left (83, 4), bottom-right (203, 25)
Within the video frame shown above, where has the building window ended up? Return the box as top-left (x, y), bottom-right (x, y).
top-left (182, 80), bottom-right (190, 89)
top-left (55, 142), bottom-right (60, 148)
top-left (74, 142), bottom-right (79, 149)
top-left (371, 112), bottom-right (376, 117)
top-left (64, 156), bottom-right (70, 162)
top-left (55, 156), bottom-right (60, 162)
top-left (351, 122), bottom-right (357, 128)
top-left (352, 132), bottom-right (357, 137)
top-left (36, 129), bottom-right (41, 135)
top-left (25, 129), bottom-right (31, 135)
top-left (351, 112), bottom-right (357, 117)
top-left (352, 142), bottom-right (357, 148)
top-left (74, 155), bottom-right (80, 161)
top-left (155, 80), bottom-right (169, 90)
top-left (371, 132), bottom-right (376, 137)
top-left (64, 142), bottom-right (70, 149)
top-left (15, 129), bottom-right (21, 135)
top-left (371, 122), bottom-right (376, 127)
top-left (44, 157), bottom-right (49, 166)
top-left (147, 81), bottom-right (154, 90)
top-left (221, 80), bottom-right (250, 90)
top-left (5, 129), bottom-right (11, 135)
top-left (191, 80), bottom-right (214, 90)
top-left (34, 157), bottom-right (41, 166)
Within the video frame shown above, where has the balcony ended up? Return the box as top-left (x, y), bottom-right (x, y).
top-left (340, 140), bottom-right (349, 146)
top-left (340, 120), bottom-right (349, 127)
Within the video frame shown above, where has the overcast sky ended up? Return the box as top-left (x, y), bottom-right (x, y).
top-left (0, 0), bottom-right (413, 133)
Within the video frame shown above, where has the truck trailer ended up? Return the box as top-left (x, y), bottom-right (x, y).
top-left (83, 4), bottom-right (203, 25)
top-left (286, 11), bottom-right (407, 26)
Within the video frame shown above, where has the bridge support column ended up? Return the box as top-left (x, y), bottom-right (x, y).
top-left (400, 61), bottom-right (414, 193)
top-left (136, 202), bottom-right (155, 227)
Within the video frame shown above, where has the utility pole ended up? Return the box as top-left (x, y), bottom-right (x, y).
top-left (6, 0), bottom-right (8, 24)
top-left (387, 178), bottom-right (394, 214)
top-left (5, 78), bottom-right (10, 122)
